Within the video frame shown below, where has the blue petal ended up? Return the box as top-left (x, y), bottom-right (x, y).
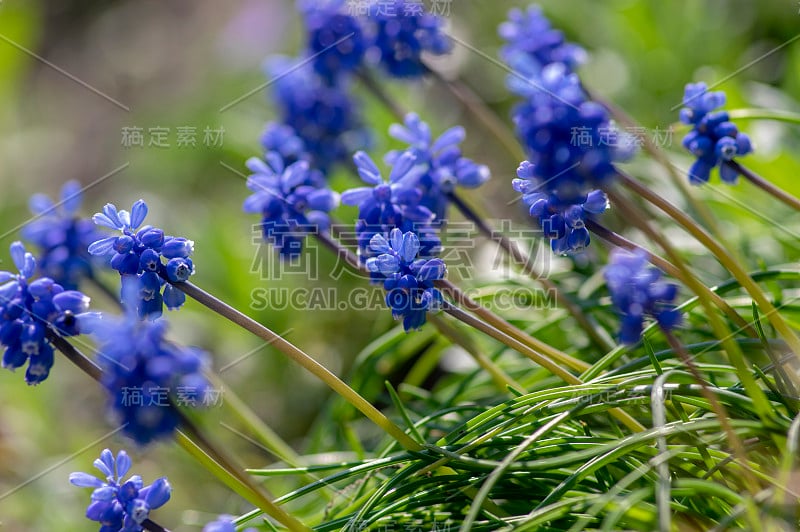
top-left (61, 180), bottom-right (83, 214)
top-left (10, 242), bottom-right (26, 272)
top-left (92, 213), bottom-right (120, 229)
top-left (69, 472), bottom-right (104, 488)
top-left (91, 486), bottom-right (117, 502)
top-left (389, 228), bottom-right (404, 253)
top-left (115, 450), bottom-right (131, 479)
top-left (388, 151), bottom-right (417, 182)
top-left (431, 126), bottom-right (465, 153)
top-left (129, 200), bottom-right (148, 230)
top-left (368, 233), bottom-right (390, 254)
top-left (29, 194), bottom-right (55, 216)
top-left (353, 151), bottom-right (382, 185)
top-left (101, 204), bottom-right (123, 228)
top-left (88, 237), bottom-right (119, 256)
top-left (143, 477), bottom-right (171, 509)
top-left (340, 187), bottom-right (373, 206)
top-left (400, 232), bottom-right (420, 263)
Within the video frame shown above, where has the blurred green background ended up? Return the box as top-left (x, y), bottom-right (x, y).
top-left (0, 0), bottom-right (798, 529)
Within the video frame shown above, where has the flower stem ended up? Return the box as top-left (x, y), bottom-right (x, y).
top-left (448, 191), bottom-right (615, 352)
top-left (726, 160), bottom-right (800, 212)
top-left (166, 279), bottom-right (421, 452)
top-left (141, 519), bottom-right (170, 532)
top-left (585, 218), bottom-right (756, 336)
top-left (728, 108), bottom-right (800, 126)
top-left (617, 169), bottom-right (800, 370)
top-left (356, 69), bottom-right (405, 121)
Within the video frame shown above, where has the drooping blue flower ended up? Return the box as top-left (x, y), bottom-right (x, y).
top-left (342, 150), bottom-right (441, 273)
top-left (300, 0), bottom-right (367, 82)
top-left (604, 248), bottom-right (682, 344)
top-left (268, 57), bottom-right (369, 173)
top-left (365, 0), bottom-right (451, 78)
top-left (679, 82), bottom-right (753, 184)
top-left (385, 113), bottom-right (490, 220)
top-left (70, 448), bottom-right (171, 532)
top-left (80, 310), bottom-right (211, 445)
top-left (366, 228), bottom-right (446, 331)
top-left (203, 515), bottom-right (257, 532)
top-left (0, 242), bottom-right (90, 384)
top-left (498, 5), bottom-right (586, 72)
top-left (513, 162), bottom-right (609, 255)
top-left (88, 200), bottom-right (194, 318)
top-left (21, 181), bottom-right (105, 290)
top-left (243, 153), bottom-right (339, 258)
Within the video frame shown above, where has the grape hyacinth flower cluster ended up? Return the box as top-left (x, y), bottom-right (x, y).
top-left (386, 113), bottom-right (490, 220)
top-left (82, 311), bottom-right (211, 444)
top-left (679, 82), bottom-right (753, 184)
top-left (88, 201), bottom-right (194, 318)
top-left (364, 0), bottom-right (452, 78)
top-left (21, 181), bottom-right (105, 290)
top-left (70, 449), bottom-right (171, 532)
top-left (366, 228), bottom-right (446, 331)
top-left (342, 150), bottom-right (441, 276)
top-left (513, 161), bottom-right (609, 254)
top-left (0, 242), bottom-right (90, 384)
top-left (499, 7), bottom-right (632, 255)
top-left (244, 153), bottom-right (339, 259)
top-left (604, 249), bottom-right (682, 344)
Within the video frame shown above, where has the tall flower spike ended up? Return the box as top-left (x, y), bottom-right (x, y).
top-left (679, 82), bottom-right (753, 184)
top-left (70, 448), bottom-right (171, 532)
top-left (342, 150), bottom-right (441, 277)
top-left (88, 200), bottom-right (195, 318)
top-left (385, 113), bottom-right (490, 221)
top-left (365, 0), bottom-right (451, 78)
top-left (0, 241), bottom-right (90, 384)
top-left (80, 309), bottom-right (212, 445)
top-left (268, 57), bottom-right (369, 174)
top-left (366, 228), bottom-right (446, 331)
top-left (243, 152), bottom-right (339, 259)
top-left (22, 181), bottom-right (105, 290)
top-left (300, 0), bottom-right (367, 83)
top-left (604, 248), bottom-right (682, 344)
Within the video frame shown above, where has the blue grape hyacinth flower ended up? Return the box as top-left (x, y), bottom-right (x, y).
top-left (514, 161), bottom-right (609, 255)
top-left (80, 308), bottom-right (211, 445)
top-left (679, 82), bottom-right (753, 184)
top-left (366, 228), bottom-right (446, 331)
top-left (498, 5), bottom-right (586, 72)
top-left (604, 248), bottom-right (682, 344)
top-left (88, 200), bottom-right (194, 318)
top-left (365, 0), bottom-right (451, 78)
top-left (300, 0), bottom-right (367, 82)
top-left (0, 241), bottom-right (90, 384)
top-left (259, 122), bottom-right (309, 165)
top-left (21, 180), bottom-right (105, 290)
top-left (385, 113), bottom-right (490, 220)
top-left (244, 152), bottom-right (339, 259)
top-left (70, 448), bottom-right (171, 532)
top-left (342, 150), bottom-right (441, 271)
